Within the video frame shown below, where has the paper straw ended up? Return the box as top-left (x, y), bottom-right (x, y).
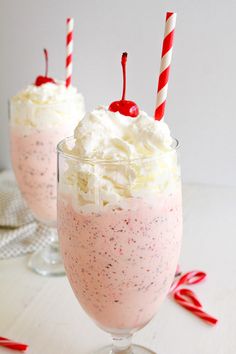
top-left (66, 18), bottom-right (74, 88)
top-left (154, 12), bottom-right (177, 120)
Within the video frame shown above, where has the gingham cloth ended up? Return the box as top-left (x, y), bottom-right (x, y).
top-left (0, 170), bottom-right (55, 259)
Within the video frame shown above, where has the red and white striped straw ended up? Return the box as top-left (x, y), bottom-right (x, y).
top-left (154, 12), bottom-right (177, 120)
top-left (66, 18), bottom-right (74, 88)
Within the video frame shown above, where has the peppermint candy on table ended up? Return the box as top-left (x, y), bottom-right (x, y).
top-left (170, 270), bottom-right (206, 293)
top-left (173, 288), bottom-right (218, 325)
top-left (170, 270), bottom-right (218, 326)
top-left (0, 336), bottom-right (28, 351)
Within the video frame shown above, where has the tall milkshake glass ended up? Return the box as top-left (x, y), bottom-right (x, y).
top-left (57, 132), bottom-right (182, 352)
top-left (10, 82), bottom-right (85, 276)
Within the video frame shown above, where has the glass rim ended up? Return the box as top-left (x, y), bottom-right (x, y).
top-left (57, 136), bottom-right (180, 164)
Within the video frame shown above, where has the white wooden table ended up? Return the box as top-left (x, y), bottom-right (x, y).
top-left (1, 184), bottom-right (236, 354)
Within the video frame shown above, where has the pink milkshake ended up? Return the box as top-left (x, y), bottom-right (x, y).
top-left (10, 84), bottom-right (85, 224)
top-left (58, 184), bottom-right (182, 330)
top-left (10, 73), bottom-right (85, 277)
top-left (9, 42), bottom-right (85, 277)
top-left (57, 107), bottom-right (182, 334)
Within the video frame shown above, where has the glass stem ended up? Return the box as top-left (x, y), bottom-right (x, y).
top-left (111, 335), bottom-right (133, 354)
top-left (48, 226), bottom-right (58, 243)
top-left (42, 227), bottom-right (61, 264)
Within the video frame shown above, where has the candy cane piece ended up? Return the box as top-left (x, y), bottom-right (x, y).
top-left (173, 288), bottom-right (218, 326)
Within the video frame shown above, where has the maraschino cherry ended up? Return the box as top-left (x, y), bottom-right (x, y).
top-left (34, 49), bottom-right (56, 86)
top-left (109, 52), bottom-right (139, 118)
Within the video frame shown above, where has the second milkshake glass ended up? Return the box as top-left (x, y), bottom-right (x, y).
top-left (57, 137), bottom-right (182, 353)
top-left (10, 96), bottom-right (84, 276)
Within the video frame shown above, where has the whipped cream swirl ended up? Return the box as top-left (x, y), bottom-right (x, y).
top-left (61, 107), bottom-right (180, 210)
top-left (10, 81), bottom-right (85, 129)
top-left (71, 106), bottom-right (173, 160)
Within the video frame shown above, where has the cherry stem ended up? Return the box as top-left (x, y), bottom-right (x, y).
top-left (44, 48), bottom-right (48, 77)
top-left (121, 52), bottom-right (127, 100)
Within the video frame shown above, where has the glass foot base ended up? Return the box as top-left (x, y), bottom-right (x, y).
top-left (28, 244), bottom-right (65, 277)
top-left (94, 344), bottom-right (156, 354)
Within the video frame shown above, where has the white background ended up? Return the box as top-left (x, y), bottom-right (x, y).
top-left (0, 0), bottom-right (236, 186)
